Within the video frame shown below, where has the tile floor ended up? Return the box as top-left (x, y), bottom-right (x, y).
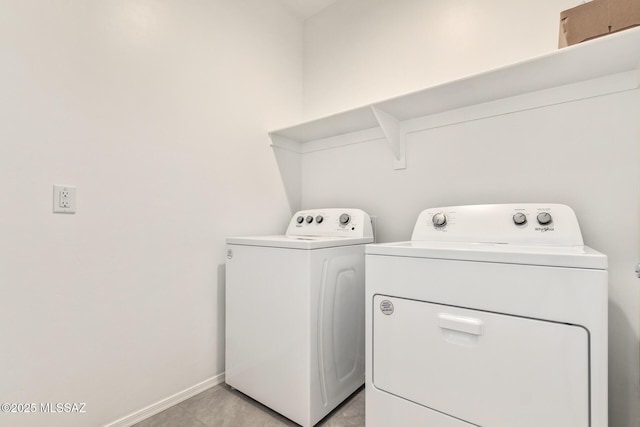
top-left (133, 384), bottom-right (365, 427)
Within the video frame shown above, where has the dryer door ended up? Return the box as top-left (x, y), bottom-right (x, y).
top-left (372, 295), bottom-right (589, 427)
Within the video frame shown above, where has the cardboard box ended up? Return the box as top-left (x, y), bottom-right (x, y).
top-left (559, 0), bottom-right (640, 47)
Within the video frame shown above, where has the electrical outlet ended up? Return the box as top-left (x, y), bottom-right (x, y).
top-left (60, 189), bottom-right (70, 207)
top-left (53, 185), bottom-right (76, 214)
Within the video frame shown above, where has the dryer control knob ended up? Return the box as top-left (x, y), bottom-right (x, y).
top-left (432, 212), bottom-right (447, 227)
top-left (537, 212), bottom-right (552, 225)
top-left (339, 213), bottom-right (351, 225)
top-left (305, 215), bottom-right (314, 224)
top-left (513, 212), bottom-right (527, 225)
top-left (315, 215), bottom-right (324, 224)
top-left (296, 216), bottom-right (304, 224)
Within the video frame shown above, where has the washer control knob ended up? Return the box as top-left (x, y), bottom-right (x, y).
top-left (513, 212), bottom-right (527, 226)
top-left (305, 215), bottom-right (314, 224)
top-left (339, 213), bottom-right (351, 225)
top-left (296, 216), bottom-right (304, 224)
top-left (432, 212), bottom-right (447, 227)
top-left (315, 215), bottom-right (324, 224)
top-left (537, 212), bottom-right (552, 225)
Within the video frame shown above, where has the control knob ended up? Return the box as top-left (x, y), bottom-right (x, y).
top-left (296, 216), bottom-right (304, 224)
top-left (537, 212), bottom-right (552, 225)
top-left (432, 212), bottom-right (447, 227)
top-left (316, 215), bottom-right (324, 224)
top-left (305, 215), bottom-right (314, 224)
top-left (339, 213), bottom-right (351, 225)
top-left (513, 212), bottom-right (527, 226)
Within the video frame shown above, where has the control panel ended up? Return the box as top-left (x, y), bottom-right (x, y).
top-left (411, 204), bottom-right (584, 246)
top-left (286, 208), bottom-right (373, 239)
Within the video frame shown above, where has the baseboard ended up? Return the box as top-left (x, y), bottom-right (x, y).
top-left (104, 373), bottom-right (225, 427)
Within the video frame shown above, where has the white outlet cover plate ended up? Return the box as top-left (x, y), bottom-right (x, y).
top-left (53, 184), bottom-right (76, 214)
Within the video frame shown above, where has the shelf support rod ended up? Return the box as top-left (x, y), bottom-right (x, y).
top-left (371, 106), bottom-right (406, 170)
top-left (269, 133), bottom-right (302, 212)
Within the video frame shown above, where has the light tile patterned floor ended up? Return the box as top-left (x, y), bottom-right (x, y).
top-left (134, 384), bottom-right (365, 427)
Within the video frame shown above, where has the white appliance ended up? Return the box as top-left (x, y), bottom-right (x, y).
top-left (226, 208), bottom-right (374, 427)
top-left (365, 204), bottom-right (607, 427)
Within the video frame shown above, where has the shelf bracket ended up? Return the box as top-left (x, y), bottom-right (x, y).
top-left (371, 106), bottom-right (406, 170)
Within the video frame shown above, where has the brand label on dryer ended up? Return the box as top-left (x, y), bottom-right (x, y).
top-left (380, 300), bottom-right (394, 315)
top-left (535, 226), bottom-right (555, 232)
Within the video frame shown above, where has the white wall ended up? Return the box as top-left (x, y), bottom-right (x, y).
top-left (303, 0), bottom-right (577, 119)
top-left (302, 2), bottom-right (640, 427)
top-left (0, 1), bottom-right (302, 426)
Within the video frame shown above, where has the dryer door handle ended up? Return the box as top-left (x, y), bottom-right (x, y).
top-left (438, 313), bottom-right (484, 336)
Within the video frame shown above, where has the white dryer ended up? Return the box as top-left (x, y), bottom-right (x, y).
top-left (365, 204), bottom-right (607, 427)
top-left (226, 208), bottom-right (373, 427)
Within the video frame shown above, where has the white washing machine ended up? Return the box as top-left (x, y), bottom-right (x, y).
top-left (226, 208), bottom-right (373, 427)
top-left (365, 204), bottom-right (607, 427)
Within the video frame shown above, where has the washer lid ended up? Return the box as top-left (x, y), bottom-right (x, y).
top-left (366, 241), bottom-right (607, 269)
top-left (227, 235), bottom-right (373, 250)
